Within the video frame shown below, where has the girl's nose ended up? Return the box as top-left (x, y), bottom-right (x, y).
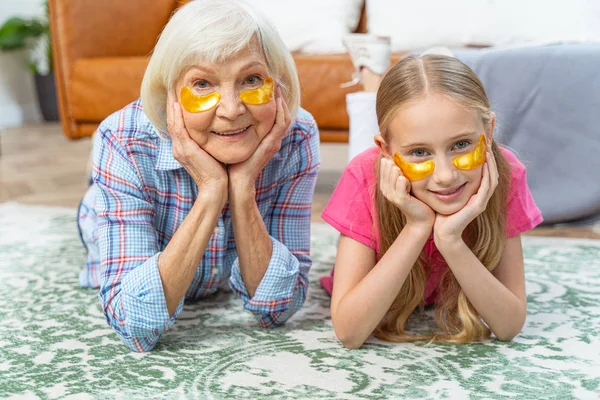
top-left (432, 157), bottom-right (458, 186)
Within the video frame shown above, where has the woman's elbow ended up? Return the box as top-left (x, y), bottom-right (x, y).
top-left (104, 314), bottom-right (162, 352)
top-left (117, 330), bottom-right (160, 353)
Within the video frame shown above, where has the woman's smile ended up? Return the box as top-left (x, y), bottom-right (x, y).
top-left (211, 125), bottom-right (253, 141)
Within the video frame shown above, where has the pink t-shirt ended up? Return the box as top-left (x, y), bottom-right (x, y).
top-left (321, 146), bottom-right (543, 304)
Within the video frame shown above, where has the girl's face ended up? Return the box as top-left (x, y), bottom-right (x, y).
top-left (174, 41), bottom-right (277, 165)
top-left (381, 94), bottom-right (492, 216)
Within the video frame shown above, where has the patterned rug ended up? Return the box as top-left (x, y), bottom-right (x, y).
top-left (1, 202), bottom-right (599, 400)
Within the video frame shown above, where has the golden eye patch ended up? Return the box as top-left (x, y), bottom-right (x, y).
top-left (393, 135), bottom-right (488, 181)
top-left (393, 153), bottom-right (435, 181)
top-left (452, 135), bottom-right (487, 170)
top-left (180, 87), bottom-right (221, 113)
top-left (239, 77), bottom-right (274, 105)
top-left (179, 77), bottom-right (274, 113)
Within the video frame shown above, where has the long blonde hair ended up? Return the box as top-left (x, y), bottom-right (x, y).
top-left (374, 55), bottom-right (511, 343)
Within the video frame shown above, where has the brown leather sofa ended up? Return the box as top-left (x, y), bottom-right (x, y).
top-left (50, 0), bottom-right (391, 142)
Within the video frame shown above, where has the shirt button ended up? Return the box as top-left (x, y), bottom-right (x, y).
top-left (212, 267), bottom-right (219, 275)
top-left (213, 226), bottom-right (221, 235)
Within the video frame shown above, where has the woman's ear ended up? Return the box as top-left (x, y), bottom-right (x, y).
top-left (374, 133), bottom-right (392, 158)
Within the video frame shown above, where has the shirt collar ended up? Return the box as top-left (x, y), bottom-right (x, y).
top-left (155, 137), bottom-right (183, 171)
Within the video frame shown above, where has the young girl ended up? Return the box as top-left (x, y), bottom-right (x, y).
top-left (321, 50), bottom-right (543, 349)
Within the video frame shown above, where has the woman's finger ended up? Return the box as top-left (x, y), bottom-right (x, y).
top-left (280, 87), bottom-right (291, 129)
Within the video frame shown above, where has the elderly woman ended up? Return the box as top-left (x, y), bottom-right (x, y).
top-left (77, 0), bottom-right (320, 352)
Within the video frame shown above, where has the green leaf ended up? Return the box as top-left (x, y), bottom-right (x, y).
top-left (0, 16), bottom-right (46, 50)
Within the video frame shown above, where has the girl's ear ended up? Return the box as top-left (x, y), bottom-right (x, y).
top-left (374, 133), bottom-right (392, 159)
top-left (487, 112), bottom-right (496, 143)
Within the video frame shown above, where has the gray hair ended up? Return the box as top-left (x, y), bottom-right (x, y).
top-left (141, 0), bottom-right (300, 138)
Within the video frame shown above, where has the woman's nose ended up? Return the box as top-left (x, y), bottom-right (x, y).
top-left (215, 89), bottom-right (245, 120)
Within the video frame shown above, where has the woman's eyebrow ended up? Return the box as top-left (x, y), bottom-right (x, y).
top-left (239, 61), bottom-right (267, 73)
top-left (185, 65), bottom-right (214, 76)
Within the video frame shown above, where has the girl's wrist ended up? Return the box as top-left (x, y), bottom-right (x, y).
top-left (404, 222), bottom-right (433, 238)
top-left (434, 234), bottom-right (467, 256)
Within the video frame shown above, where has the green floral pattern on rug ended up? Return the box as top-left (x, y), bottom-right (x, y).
top-left (1, 203), bottom-right (599, 399)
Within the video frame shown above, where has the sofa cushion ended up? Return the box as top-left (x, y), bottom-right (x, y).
top-left (68, 57), bottom-right (148, 122)
top-left (367, 0), bottom-right (600, 52)
top-left (252, 0), bottom-right (364, 53)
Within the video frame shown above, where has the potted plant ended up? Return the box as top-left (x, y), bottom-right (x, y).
top-left (0, 1), bottom-right (58, 121)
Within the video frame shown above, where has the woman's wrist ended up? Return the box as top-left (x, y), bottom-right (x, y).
top-left (196, 180), bottom-right (228, 210)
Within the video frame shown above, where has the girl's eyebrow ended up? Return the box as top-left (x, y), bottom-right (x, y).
top-left (399, 132), bottom-right (478, 148)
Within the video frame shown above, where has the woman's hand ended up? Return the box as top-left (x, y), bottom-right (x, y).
top-left (228, 86), bottom-right (291, 193)
top-left (379, 157), bottom-right (435, 232)
top-left (434, 146), bottom-right (499, 248)
top-left (167, 94), bottom-right (228, 203)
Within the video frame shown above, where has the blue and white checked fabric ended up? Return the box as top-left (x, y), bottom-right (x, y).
top-left (78, 100), bottom-right (320, 352)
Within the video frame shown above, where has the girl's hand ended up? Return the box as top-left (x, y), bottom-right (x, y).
top-left (379, 157), bottom-right (435, 232)
top-left (434, 146), bottom-right (499, 247)
top-left (228, 86), bottom-right (291, 193)
top-left (167, 94), bottom-right (228, 201)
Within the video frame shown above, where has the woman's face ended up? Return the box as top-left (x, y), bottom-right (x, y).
top-left (174, 41), bottom-right (277, 165)
top-left (384, 94), bottom-right (491, 215)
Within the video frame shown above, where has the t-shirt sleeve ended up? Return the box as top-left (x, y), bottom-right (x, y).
top-left (321, 161), bottom-right (378, 251)
top-left (504, 150), bottom-right (544, 237)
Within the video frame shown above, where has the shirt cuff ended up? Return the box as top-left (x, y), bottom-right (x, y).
top-left (229, 236), bottom-right (299, 314)
top-left (120, 252), bottom-right (185, 340)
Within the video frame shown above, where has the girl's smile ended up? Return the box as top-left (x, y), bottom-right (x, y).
top-left (428, 182), bottom-right (467, 201)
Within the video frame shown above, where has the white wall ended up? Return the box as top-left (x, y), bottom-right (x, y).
top-left (0, 0), bottom-right (46, 128)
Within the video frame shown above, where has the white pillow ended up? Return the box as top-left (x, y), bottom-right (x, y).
top-left (251, 0), bottom-right (364, 53)
top-left (367, 0), bottom-right (600, 52)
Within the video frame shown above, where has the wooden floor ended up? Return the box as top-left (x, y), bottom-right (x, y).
top-left (1, 123), bottom-right (599, 239)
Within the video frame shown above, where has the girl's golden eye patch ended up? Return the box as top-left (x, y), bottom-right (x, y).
top-left (393, 152), bottom-right (435, 181)
top-left (452, 134), bottom-right (487, 170)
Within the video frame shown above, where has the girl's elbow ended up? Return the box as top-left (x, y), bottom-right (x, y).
top-left (332, 320), bottom-right (366, 349)
top-left (494, 311), bottom-right (526, 342)
top-left (335, 330), bottom-right (365, 349)
top-left (494, 330), bottom-right (519, 342)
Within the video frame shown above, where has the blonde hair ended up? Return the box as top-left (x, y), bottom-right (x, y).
top-left (141, 0), bottom-right (300, 138)
top-left (374, 55), bottom-right (512, 343)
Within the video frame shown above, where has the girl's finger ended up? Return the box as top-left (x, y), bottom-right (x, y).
top-left (487, 150), bottom-right (499, 189)
top-left (380, 159), bottom-right (392, 195)
top-left (395, 175), bottom-right (410, 200)
top-left (476, 162), bottom-right (492, 207)
top-left (387, 161), bottom-right (397, 191)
